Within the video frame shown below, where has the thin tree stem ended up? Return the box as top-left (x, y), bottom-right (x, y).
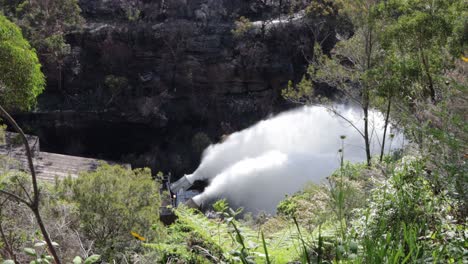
top-left (0, 220), bottom-right (19, 264)
top-left (0, 104), bottom-right (62, 264)
top-left (380, 95), bottom-right (392, 162)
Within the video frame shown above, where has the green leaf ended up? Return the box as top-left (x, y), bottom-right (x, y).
top-left (3, 260), bottom-right (15, 264)
top-left (73, 256), bottom-right (83, 264)
top-left (236, 233), bottom-right (244, 244)
top-left (84, 255), bottom-right (101, 264)
top-left (34, 241), bottom-right (46, 247)
top-left (349, 240), bottom-right (358, 253)
top-left (24, 247), bottom-right (37, 256)
top-left (261, 231), bottom-right (271, 264)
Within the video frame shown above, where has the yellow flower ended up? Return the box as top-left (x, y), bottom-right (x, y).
top-left (462, 56), bottom-right (468, 62)
top-left (130, 231), bottom-right (146, 241)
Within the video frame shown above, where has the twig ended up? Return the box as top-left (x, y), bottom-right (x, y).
top-left (0, 189), bottom-right (29, 205)
top-left (0, 104), bottom-right (62, 264)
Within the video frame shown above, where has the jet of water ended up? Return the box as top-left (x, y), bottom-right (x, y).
top-left (186, 105), bottom-right (403, 213)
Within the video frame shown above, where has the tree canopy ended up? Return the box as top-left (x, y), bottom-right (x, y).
top-left (0, 14), bottom-right (44, 110)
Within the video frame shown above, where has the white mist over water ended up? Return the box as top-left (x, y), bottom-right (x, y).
top-left (188, 105), bottom-right (403, 213)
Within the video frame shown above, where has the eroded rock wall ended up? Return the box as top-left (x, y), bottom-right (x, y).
top-left (19, 0), bottom-right (346, 175)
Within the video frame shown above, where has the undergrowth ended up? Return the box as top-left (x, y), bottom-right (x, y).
top-left (142, 153), bottom-right (467, 263)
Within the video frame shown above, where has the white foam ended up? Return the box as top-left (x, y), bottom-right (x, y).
top-left (189, 105), bottom-right (403, 213)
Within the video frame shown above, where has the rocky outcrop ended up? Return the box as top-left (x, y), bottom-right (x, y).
top-left (18, 0), bottom-right (346, 175)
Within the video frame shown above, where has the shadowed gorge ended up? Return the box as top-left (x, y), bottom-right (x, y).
top-left (14, 0), bottom-right (344, 175)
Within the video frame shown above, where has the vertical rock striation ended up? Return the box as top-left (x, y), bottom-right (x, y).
top-left (18, 0), bottom-right (347, 175)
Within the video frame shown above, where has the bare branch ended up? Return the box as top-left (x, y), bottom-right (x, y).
top-left (18, 181), bottom-right (33, 205)
top-left (0, 189), bottom-right (30, 206)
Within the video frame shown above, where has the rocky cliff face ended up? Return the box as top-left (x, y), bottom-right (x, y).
top-left (17, 0), bottom-right (346, 175)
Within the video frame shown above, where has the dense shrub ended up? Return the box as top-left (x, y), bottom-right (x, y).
top-left (0, 14), bottom-right (44, 110)
top-left (350, 157), bottom-right (467, 263)
top-left (70, 164), bottom-right (164, 260)
top-left (0, 171), bottom-right (85, 262)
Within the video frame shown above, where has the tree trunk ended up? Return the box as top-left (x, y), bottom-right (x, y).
top-left (419, 48), bottom-right (436, 102)
top-left (363, 105), bottom-right (371, 167)
top-left (0, 105), bottom-right (62, 264)
top-left (363, 24), bottom-right (373, 167)
top-left (380, 95), bottom-right (392, 162)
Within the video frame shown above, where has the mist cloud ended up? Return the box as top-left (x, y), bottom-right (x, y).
top-left (189, 105), bottom-right (403, 213)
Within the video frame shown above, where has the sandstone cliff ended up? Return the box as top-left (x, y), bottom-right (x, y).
top-left (17, 0), bottom-right (347, 175)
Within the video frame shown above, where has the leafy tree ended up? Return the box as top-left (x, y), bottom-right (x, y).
top-left (232, 16), bottom-right (253, 37)
top-left (70, 164), bottom-right (163, 260)
top-left (103, 75), bottom-right (128, 106)
top-left (284, 0), bottom-right (382, 167)
top-left (2, 0), bottom-right (84, 90)
top-left (368, 54), bottom-right (402, 162)
top-left (0, 14), bottom-right (44, 111)
top-left (373, 0), bottom-right (467, 167)
top-left (284, 0), bottom-right (467, 166)
top-left (304, 0), bottom-right (341, 46)
top-left (378, 0), bottom-right (462, 103)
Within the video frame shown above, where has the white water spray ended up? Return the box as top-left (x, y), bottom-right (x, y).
top-left (185, 105), bottom-right (403, 213)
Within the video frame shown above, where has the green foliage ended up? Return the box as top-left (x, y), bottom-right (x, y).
top-left (277, 161), bottom-right (369, 232)
top-left (144, 206), bottom-right (227, 263)
top-left (22, 242), bottom-right (57, 264)
top-left (0, 169), bottom-right (33, 203)
top-left (144, 205), bottom-right (305, 263)
top-left (0, 14), bottom-right (44, 110)
top-left (69, 164), bottom-right (163, 260)
top-left (305, 1), bottom-right (338, 17)
top-left (232, 16), bottom-right (253, 37)
top-left (4, 243), bottom-right (100, 264)
top-left (261, 231), bottom-right (271, 264)
top-left (104, 75), bottom-right (128, 101)
top-left (376, 0), bottom-right (464, 101)
top-left (276, 195), bottom-right (298, 217)
top-left (213, 200), bottom-right (257, 264)
top-left (1, 0), bottom-right (84, 91)
top-left (293, 216), bottom-right (312, 264)
top-left (145, 152), bottom-right (465, 263)
top-left (349, 157), bottom-right (467, 263)
top-left (72, 255), bottom-right (101, 264)
top-left (14, 0), bottom-right (84, 60)
top-left (284, 3), bottom-right (382, 166)
top-left (124, 6), bottom-right (141, 22)
top-left (0, 162), bottom-right (103, 262)
top-left (0, 124), bottom-right (5, 144)
top-left (367, 0), bottom-right (468, 210)
top-left (276, 155), bottom-right (466, 263)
